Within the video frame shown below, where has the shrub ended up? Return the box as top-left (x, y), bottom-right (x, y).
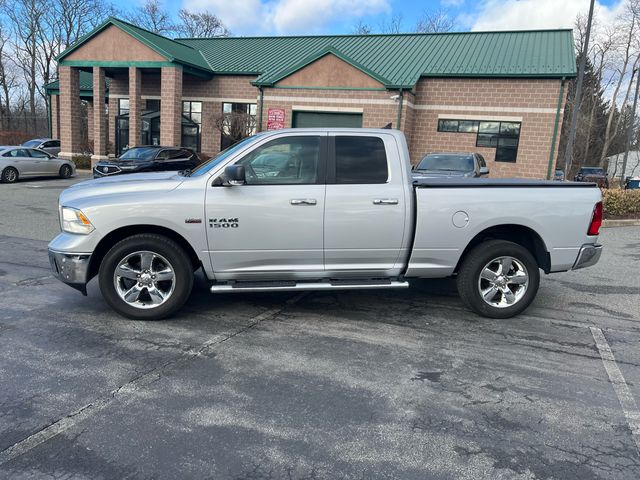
top-left (602, 189), bottom-right (640, 218)
top-left (73, 155), bottom-right (92, 170)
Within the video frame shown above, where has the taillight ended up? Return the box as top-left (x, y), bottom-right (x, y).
top-left (588, 201), bottom-right (603, 236)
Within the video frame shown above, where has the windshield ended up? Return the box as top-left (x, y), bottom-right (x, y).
top-left (416, 154), bottom-right (474, 172)
top-left (119, 147), bottom-right (159, 161)
top-left (580, 168), bottom-right (604, 175)
top-left (22, 140), bottom-right (41, 147)
top-left (189, 136), bottom-right (258, 177)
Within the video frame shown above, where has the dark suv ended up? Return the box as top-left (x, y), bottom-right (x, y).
top-left (574, 167), bottom-right (608, 188)
top-left (94, 146), bottom-right (199, 178)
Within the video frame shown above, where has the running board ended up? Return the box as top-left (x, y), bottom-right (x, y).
top-left (210, 279), bottom-right (410, 293)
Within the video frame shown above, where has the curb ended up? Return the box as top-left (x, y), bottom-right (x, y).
top-left (602, 219), bottom-right (640, 228)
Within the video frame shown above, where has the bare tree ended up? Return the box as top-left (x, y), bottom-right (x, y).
top-left (0, 20), bottom-right (19, 130)
top-left (600, 0), bottom-right (640, 165)
top-left (126, 0), bottom-right (175, 36)
top-left (3, 0), bottom-right (45, 131)
top-left (352, 20), bottom-right (372, 35)
top-left (415, 8), bottom-right (454, 33)
top-left (214, 110), bottom-right (256, 146)
top-left (177, 9), bottom-right (229, 38)
top-left (378, 13), bottom-right (403, 34)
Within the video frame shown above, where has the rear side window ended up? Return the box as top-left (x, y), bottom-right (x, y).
top-left (335, 136), bottom-right (388, 184)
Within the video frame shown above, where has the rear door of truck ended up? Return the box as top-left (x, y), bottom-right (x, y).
top-left (323, 132), bottom-right (410, 275)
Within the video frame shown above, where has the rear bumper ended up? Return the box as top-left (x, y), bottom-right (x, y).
top-left (572, 244), bottom-right (603, 270)
top-left (48, 249), bottom-right (91, 295)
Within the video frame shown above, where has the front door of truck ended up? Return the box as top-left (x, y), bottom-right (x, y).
top-left (206, 133), bottom-right (326, 279)
top-left (323, 133), bottom-right (408, 274)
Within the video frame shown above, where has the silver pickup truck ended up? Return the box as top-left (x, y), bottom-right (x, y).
top-left (48, 129), bottom-right (603, 320)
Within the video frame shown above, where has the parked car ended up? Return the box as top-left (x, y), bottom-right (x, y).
top-left (574, 167), bottom-right (608, 188)
top-left (0, 146), bottom-right (75, 183)
top-left (553, 169), bottom-right (565, 181)
top-left (412, 152), bottom-right (489, 178)
top-left (49, 129), bottom-right (603, 321)
top-left (21, 138), bottom-right (61, 156)
top-left (93, 146), bottom-right (199, 178)
top-left (624, 176), bottom-right (640, 189)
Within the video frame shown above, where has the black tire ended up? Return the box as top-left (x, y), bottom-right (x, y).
top-left (457, 240), bottom-right (540, 319)
top-left (98, 234), bottom-right (194, 320)
top-left (1, 167), bottom-right (18, 183)
top-left (59, 164), bottom-right (72, 179)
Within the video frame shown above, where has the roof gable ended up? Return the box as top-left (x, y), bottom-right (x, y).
top-left (266, 47), bottom-right (387, 88)
top-left (57, 17), bottom-right (211, 72)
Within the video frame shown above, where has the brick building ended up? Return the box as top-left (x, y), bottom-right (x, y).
top-left (46, 17), bottom-right (576, 178)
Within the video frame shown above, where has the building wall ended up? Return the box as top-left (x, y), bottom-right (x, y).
top-left (409, 78), bottom-right (566, 179)
top-left (66, 67), bottom-right (566, 178)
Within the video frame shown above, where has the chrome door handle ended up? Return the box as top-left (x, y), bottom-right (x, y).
top-left (290, 198), bottom-right (317, 205)
top-left (373, 199), bottom-right (399, 205)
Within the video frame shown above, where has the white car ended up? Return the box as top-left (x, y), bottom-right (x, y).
top-left (0, 146), bottom-right (75, 183)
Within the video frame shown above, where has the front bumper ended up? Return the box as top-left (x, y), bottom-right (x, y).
top-left (48, 249), bottom-right (92, 295)
top-left (572, 244), bottom-right (603, 270)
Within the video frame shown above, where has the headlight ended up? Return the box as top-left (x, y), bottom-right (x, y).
top-left (60, 206), bottom-right (95, 234)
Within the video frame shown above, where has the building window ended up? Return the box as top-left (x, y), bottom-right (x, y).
top-left (182, 101), bottom-right (202, 151)
top-left (118, 98), bottom-right (129, 116)
top-left (437, 118), bottom-right (521, 163)
top-left (221, 102), bottom-right (257, 150)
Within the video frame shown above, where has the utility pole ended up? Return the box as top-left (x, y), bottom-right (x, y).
top-left (563, 0), bottom-right (595, 178)
top-left (621, 68), bottom-right (640, 185)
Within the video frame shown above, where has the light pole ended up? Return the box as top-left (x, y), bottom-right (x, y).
top-left (621, 68), bottom-right (640, 184)
top-left (563, 0), bottom-right (596, 178)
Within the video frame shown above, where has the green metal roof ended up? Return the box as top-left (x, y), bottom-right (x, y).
top-left (49, 18), bottom-right (576, 94)
top-left (44, 70), bottom-right (109, 95)
top-left (177, 29), bottom-right (576, 87)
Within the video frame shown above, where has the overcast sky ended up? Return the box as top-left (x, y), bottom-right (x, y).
top-left (117, 0), bottom-right (623, 36)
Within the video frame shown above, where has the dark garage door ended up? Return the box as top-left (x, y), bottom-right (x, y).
top-left (292, 111), bottom-right (363, 128)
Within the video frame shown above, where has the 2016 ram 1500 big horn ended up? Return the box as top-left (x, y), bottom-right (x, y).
top-left (49, 129), bottom-right (603, 320)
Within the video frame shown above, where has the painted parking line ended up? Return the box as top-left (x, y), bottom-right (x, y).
top-left (590, 326), bottom-right (640, 452)
top-left (0, 293), bottom-right (307, 466)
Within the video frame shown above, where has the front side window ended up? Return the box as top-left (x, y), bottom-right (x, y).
top-left (28, 149), bottom-right (50, 158)
top-left (335, 136), bottom-right (388, 184)
top-left (236, 136), bottom-right (320, 185)
top-left (119, 147), bottom-right (158, 161)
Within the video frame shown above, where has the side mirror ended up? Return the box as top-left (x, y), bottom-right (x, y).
top-left (479, 166), bottom-right (489, 176)
top-left (224, 165), bottom-right (246, 186)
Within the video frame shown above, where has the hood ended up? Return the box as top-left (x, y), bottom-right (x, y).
top-left (60, 171), bottom-right (183, 205)
top-left (412, 170), bottom-right (473, 178)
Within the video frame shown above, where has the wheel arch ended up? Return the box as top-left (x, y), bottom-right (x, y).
top-left (455, 224), bottom-right (550, 274)
top-left (88, 225), bottom-right (202, 280)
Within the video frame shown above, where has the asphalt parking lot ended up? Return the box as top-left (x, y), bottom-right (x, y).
top-left (0, 175), bottom-right (639, 479)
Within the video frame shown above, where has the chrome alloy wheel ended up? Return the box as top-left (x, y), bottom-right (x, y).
top-left (113, 251), bottom-right (176, 309)
top-left (477, 256), bottom-right (529, 308)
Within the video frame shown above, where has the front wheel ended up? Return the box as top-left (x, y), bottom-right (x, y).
top-left (1, 167), bottom-right (18, 183)
top-left (99, 234), bottom-right (194, 320)
top-left (457, 240), bottom-right (540, 319)
top-left (59, 164), bottom-right (72, 179)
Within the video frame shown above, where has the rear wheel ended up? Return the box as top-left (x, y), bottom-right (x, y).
top-left (1, 167), bottom-right (18, 183)
top-left (59, 164), bottom-right (72, 179)
top-left (457, 240), bottom-right (540, 319)
top-left (98, 234), bottom-right (194, 320)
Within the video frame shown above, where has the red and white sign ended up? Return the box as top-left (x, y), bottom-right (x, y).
top-left (267, 108), bottom-right (286, 130)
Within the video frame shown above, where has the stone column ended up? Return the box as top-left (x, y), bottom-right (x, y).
top-left (201, 101), bottom-right (218, 155)
top-left (91, 66), bottom-right (108, 165)
top-left (129, 66), bottom-right (142, 147)
top-left (86, 100), bottom-right (94, 143)
top-left (58, 66), bottom-right (83, 159)
top-left (108, 95), bottom-right (117, 157)
top-left (160, 66), bottom-right (182, 146)
top-left (50, 95), bottom-right (60, 139)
